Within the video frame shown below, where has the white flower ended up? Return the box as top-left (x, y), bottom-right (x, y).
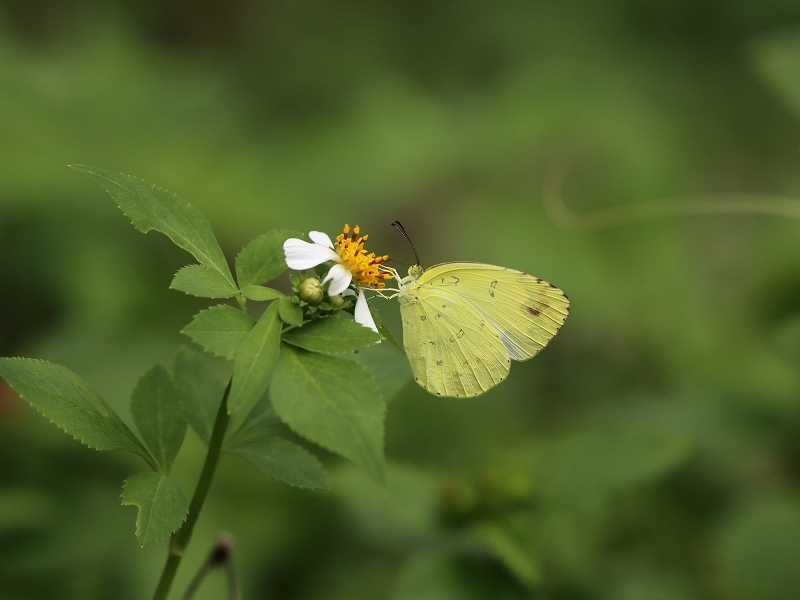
top-left (284, 226), bottom-right (389, 334)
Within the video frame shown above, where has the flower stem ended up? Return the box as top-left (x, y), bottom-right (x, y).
top-left (151, 379), bottom-right (232, 600)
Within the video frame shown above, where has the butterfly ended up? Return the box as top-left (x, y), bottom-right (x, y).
top-left (390, 224), bottom-right (570, 398)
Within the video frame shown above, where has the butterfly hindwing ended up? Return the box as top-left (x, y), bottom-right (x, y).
top-left (400, 275), bottom-right (511, 397)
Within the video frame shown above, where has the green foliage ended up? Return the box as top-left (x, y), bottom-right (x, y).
top-left (0, 357), bottom-right (153, 466)
top-left (271, 344), bottom-right (386, 482)
top-left (181, 304), bottom-right (256, 360)
top-left (348, 342), bottom-right (412, 402)
top-left (228, 302), bottom-right (282, 417)
top-left (240, 285), bottom-right (284, 302)
top-left (169, 264), bottom-right (239, 299)
top-left (120, 472), bottom-right (188, 547)
top-left (69, 165), bottom-right (237, 295)
top-left (228, 437), bottom-right (328, 489)
top-left (282, 317), bottom-right (382, 354)
top-left (129, 364), bottom-right (187, 473)
top-left (278, 295), bottom-right (304, 326)
top-left (235, 230), bottom-right (302, 287)
top-left (172, 347), bottom-right (226, 445)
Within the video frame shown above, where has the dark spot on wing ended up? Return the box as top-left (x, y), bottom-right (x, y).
top-left (457, 329), bottom-right (465, 338)
top-left (436, 360), bottom-right (443, 366)
top-left (527, 306), bottom-right (541, 316)
top-left (435, 314), bottom-right (441, 319)
top-left (420, 315), bottom-right (427, 321)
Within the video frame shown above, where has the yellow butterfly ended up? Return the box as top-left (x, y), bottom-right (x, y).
top-left (390, 223), bottom-right (570, 398)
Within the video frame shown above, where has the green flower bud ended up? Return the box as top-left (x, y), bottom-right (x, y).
top-left (298, 277), bottom-right (324, 305)
top-left (327, 294), bottom-right (346, 310)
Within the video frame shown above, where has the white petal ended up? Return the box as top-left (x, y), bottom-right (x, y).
top-left (283, 238), bottom-right (339, 270)
top-left (308, 230), bottom-right (335, 249)
top-left (341, 289), bottom-right (357, 297)
top-left (354, 288), bottom-right (379, 334)
top-left (323, 263), bottom-right (352, 295)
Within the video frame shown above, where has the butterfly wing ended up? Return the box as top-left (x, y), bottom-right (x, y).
top-left (400, 283), bottom-right (511, 397)
top-left (419, 262), bottom-right (570, 361)
top-left (399, 262), bottom-right (569, 397)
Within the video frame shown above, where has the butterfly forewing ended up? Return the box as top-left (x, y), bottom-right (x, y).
top-left (418, 263), bottom-right (569, 361)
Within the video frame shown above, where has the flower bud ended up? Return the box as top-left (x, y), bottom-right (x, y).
top-left (298, 277), bottom-right (324, 305)
top-left (327, 294), bottom-right (345, 310)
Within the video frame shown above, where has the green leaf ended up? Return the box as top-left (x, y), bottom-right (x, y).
top-left (473, 521), bottom-right (541, 588)
top-left (129, 365), bottom-right (187, 473)
top-left (172, 347), bottom-right (226, 445)
top-left (170, 264), bottom-right (238, 299)
top-left (182, 305), bottom-right (256, 360)
top-left (278, 296), bottom-right (303, 326)
top-left (120, 472), bottom-right (188, 547)
top-left (283, 317), bottom-right (382, 354)
top-left (240, 285), bottom-right (284, 302)
top-left (349, 343), bottom-right (412, 402)
top-left (0, 358), bottom-right (153, 465)
top-left (70, 165), bottom-right (236, 291)
top-left (229, 437), bottom-right (328, 489)
top-left (228, 302), bottom-right (282, 417)
top-left (271, 345), bottom-right (386, 482)
top-left (235, 230), bottom-right (302, 287)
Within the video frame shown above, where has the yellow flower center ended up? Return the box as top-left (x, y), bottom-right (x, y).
top-left (335, 224), bottom-right (391, 289)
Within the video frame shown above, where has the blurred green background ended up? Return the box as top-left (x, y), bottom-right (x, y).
top-left (4, 1), bottom-right (800, 599)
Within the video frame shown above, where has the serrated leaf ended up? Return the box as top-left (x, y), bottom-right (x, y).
top-left (271, 345), bottom-right (386, 482)
top-left (182, 305), bottom-right (256, 360)
top-left (130, 365), bottom-right (187, 473)
top-left (228, 302), bottom-right (282, 417)
top-left (70, 165), bottom-right (235, 290)
top-left (236, 230), bottom-right (302, 288)
top-left (240, 285), bottom-right (284, 302)
top-left (170, 264), bottom-right (238, 299)
top-left (120, 472), bottom-right (188, 547)
top-left (0, 358), bottom-right (153, 466)
top-left (229, 437), bottom-right (328, 489)
top-left (283, 317), bottom-right (382, 354)
top-left (278, 296), bottom-right (303, 325)
top-left (172, 347), bottom-right (226, 445)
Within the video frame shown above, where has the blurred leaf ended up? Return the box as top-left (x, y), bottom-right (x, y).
top-left (717, 498), bottom-right (800, 600)
top-left (278, 296), bottom-right (304, 326)
top-left (348, 342), bottom-right (412, 402)
top-left (228, 436), bottom-right (328, 489)
top-left (0, 358), bottom-right (153, 466)
top-left (172, 347), bottom-right (226, 444)
top-left (228, 302), bottom-right (282, 417)
top-left (392, 553), bottom-right (468, 600)
top-left (472, 521), bottom-right (541, 588)
top-left (271, 345), bottom-right (386, 482)
top-left (235, 230), bottom-right (302, 287)
top-left (169, 264), bottom-right (239, 299)
top-left (129, 364), bottom-right (186, 473)
top-left (240, 285), bottom-right (284, 302)
top-left (771, 313), bottom-right (800, 367)
top-left (224, 392), bottom-right (282, 446)
top-left (182, 305), bottom-right (256, 360)
top-left (120, 472), bottom-right (188, 547)
top-left (332, 462), bottom-right (440, 545)
top-left (283, 317), bottom-right (382, 354)
top-left (537, 429), bottom-right (693, 502)
top-left (70, 165), bottom-right (236, 292)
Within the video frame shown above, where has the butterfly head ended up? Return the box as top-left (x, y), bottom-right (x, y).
top-left (407, 264), bottom-right (423, 279)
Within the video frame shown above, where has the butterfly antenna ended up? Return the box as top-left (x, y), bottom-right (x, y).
top-left (391, 221), bottom-right (421, 266)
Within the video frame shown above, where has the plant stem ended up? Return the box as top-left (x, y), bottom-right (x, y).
top-left (151, 379), bottom-right (232, 600)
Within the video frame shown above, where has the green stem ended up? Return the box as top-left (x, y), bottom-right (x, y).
top-left (151, 379), bottom-right (232, 600)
